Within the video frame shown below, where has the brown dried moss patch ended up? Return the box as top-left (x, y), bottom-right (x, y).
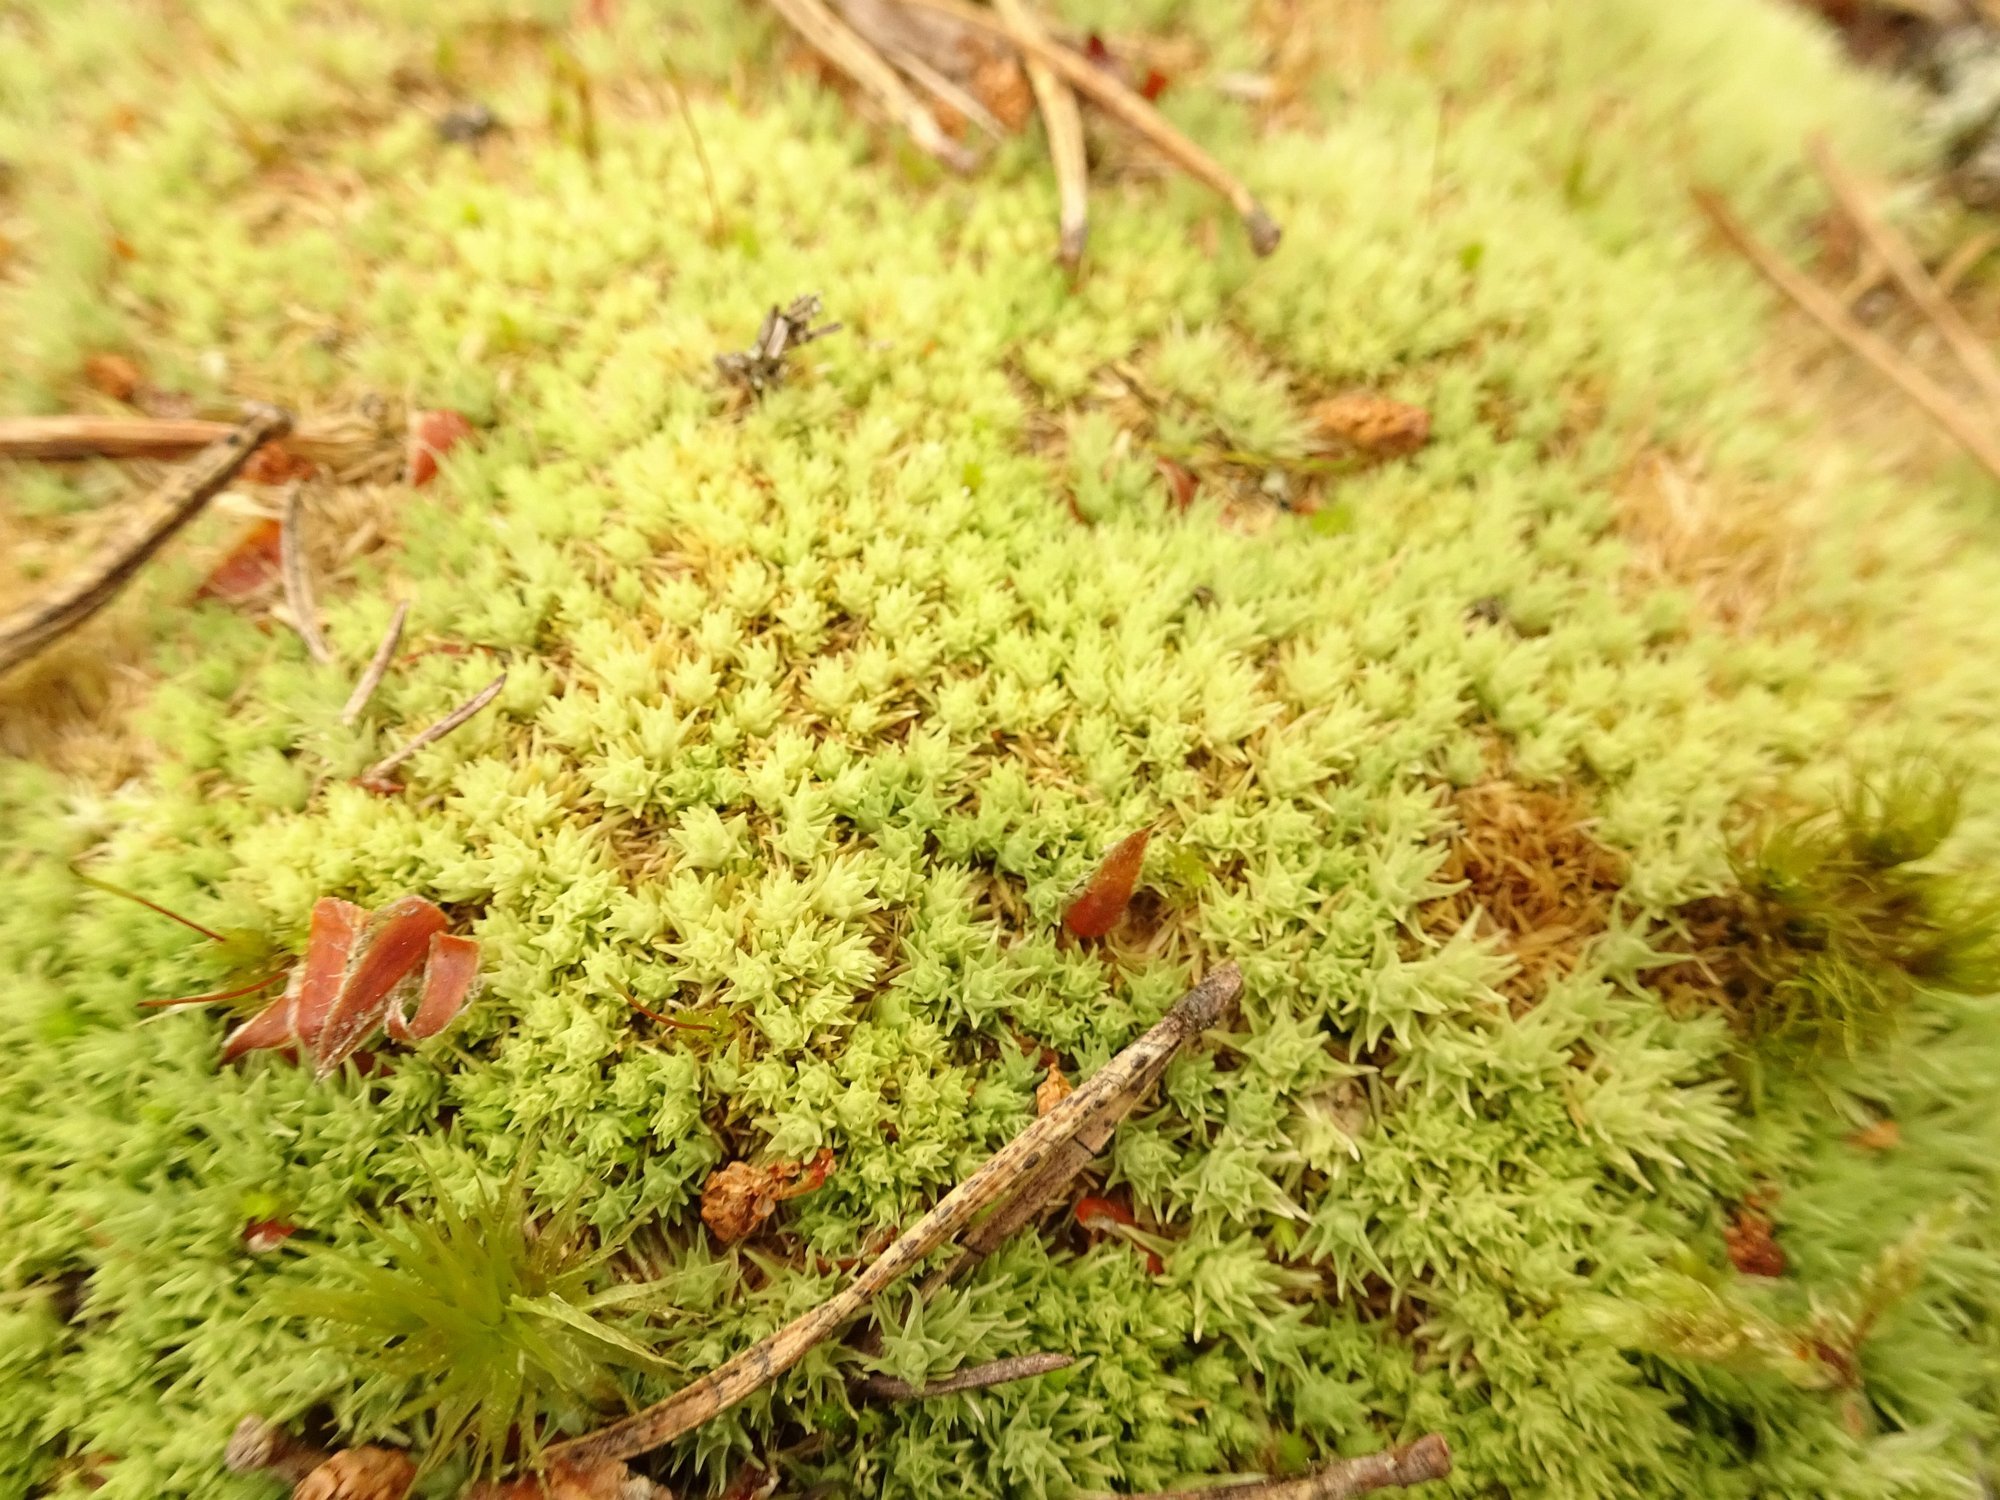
top-left (1422, 778), bottom-right (1627, 1005)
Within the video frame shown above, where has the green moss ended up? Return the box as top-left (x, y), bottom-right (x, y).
top-left (2, 2), bottom-right (1999, 1498)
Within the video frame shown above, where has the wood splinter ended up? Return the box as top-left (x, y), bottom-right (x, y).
top-left (1110, 1434), bottom-right (1453, 1500)
top-left (341, 600), bottom-right (410, 725)
top-left (0, 403), bottom-right (291, 676)
top-left (994, 0), bottom-right (1088, 267)
top-left (278, 483), bottom-right (332, 664)
top-left (762, 0), bottom-right (975, 172)
top-left (549, 963), bottom-right (1242, 1468)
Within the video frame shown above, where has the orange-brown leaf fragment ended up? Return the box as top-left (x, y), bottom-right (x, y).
top-left (701, 1150), bottom-right (835, 1244)
top-left (1311, 392), bottom-right (1432, 457)
top-left (195, 518), bottom-right (285, 603)
top-left (1848, 1118), bottom-right (1901, 1152)
top-left (83, 352), bottom-right (142, 402)
top-left (1063, 828), bottom-right (1151, 939)
top-left (468, 1459), bottom-right (668, 1500)
top-left (294, 1448), bottom-right (416, 1500)
top-left (407, 409), bottom-right (475, 487)
top-left (972, 53), bottom-right (1034, 132)
top-left (1725, 1203), bottom-right (1787, 1278)
top-left (1035, 1063), bottom-right (1073, 1116)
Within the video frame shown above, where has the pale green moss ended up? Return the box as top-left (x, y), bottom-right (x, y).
top-left (3, 1), bottom-right (2000, 1498)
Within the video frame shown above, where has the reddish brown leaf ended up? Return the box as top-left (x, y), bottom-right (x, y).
top-left (1075, 1195), bottom-right (1164, 1273)
top-left (295, 1448), bottom-right (416, 1500)
top-left (1847, 1119), bottom-right (1901, 1152)
top-left (1157, 457), bottom-right (1199, 511)
top-left (385, 931), bottom-right (481, 1042)
top-left (1311, 392), bottom-right (1432, 457)
top-left (1725, 1203), bottom-right (1786, 1278)
top-left (243, 1219), bottom-right (297, 1253)
top-left (288, 898), bottom-right (369, 1049)
top-left (406, 409), bottom-right (475, 487)
top-left (701, 1149), bottom-right (836, 1244)
top-left (83, 353), bottom-right (142, 403)
top-left (972, 54), bottom-right (1034, 133)
top-left (467, 1458), bottom-right (665, 1500)
top-left (313, 896), bottom-right (449, 1075)
top-left (239, 441), bottom-right (319, 486)
top-left (1139, 68), bottom-right (1169, 101)
top-left (194, 518), bottom-right (284, 603)
top-left (220, 990), bottom-right (301, 1063)
top-left (1063, 827), bottom-right (1151, 939)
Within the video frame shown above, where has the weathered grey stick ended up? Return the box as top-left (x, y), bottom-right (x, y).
top-left (358, 673), bottom-right (506, 786)
top-left (279, 483), bottom-right (332, 664)
top-left (341, 600), bottom-right (409, 725)
top-left (549, 963), bottom-right (1242, 1466)
top-left (856, 1351), bottom-right (1074, 1400)
top-left (0, 404), bottom-right (291, 675)
top-left (993, 0), bottom-right (1087, 266)
top-left (1111, 1435), bottom-right (1452, 1500)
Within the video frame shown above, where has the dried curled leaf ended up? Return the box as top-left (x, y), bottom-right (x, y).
top-left (83, 352), bottom-right (142, 402)
top-left (294, 1448), bottom-right (416, 1500)
top-left (700, 1148), bottom-right (836, 1243)
top-left (195, 518), bottom-right (285, 603)
top-left (406, 409), bottom-right (475, 487)
top-left (1725, 1200), bottom-right (1786, 1278)
top-left (1063, 827), bottom-right (1151, 939)
top-left (467, 1458), bottom-right (671, 1500)
top-left (1311, 392), bottom-right (1432, 457)
top-left (1034, 1063), bottom-right (1072, 1116)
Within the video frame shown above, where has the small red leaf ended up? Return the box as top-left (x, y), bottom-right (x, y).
top-left (1074, 1196), bottom-right (1135, 1231)
top-left (243, 1219), bottom-right (297, 1253)
top-left (386, 931), bottom-right (481, 1041)
top-left (406, 409), bottom-right (475, 487)
top-left (1139, 68), bottom-right (1169, 101)
top-left (314, 897), bottom-right (448, 1075)
top-left (1157, 458), bottom-right (1198, 511)
top-left (220, 990), bottom-right (301, 1063)
top-left (194, 518), bottom-right (284, 603)
top-left (1084, 33), bottom-right (1112, 66)
top-left (1725, 1203), bottom-right (1786, 1278)
top-left (288, 898), bottom-right (368, 1049)
top-left (1063, 828), bottom-right (1151, 939)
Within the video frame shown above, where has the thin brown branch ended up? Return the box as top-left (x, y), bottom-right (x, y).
top-left (1809, 139), bottom-right (2000, 420)
top-left (898, 0), bottom-right (1280, 254)
top-left (279, 484), bottom-right (332, 664)
top-left (0, 415), bottom-right (240, 459)
top-left (856, 1351), bottom-right (1075, 1400)
top-left (359, 673), bottom-right (506, 787)
top-left (548, 963), bottom-right (1242, 1467)
top-left (1694, 188), bottom-right (2000, 487)
top-left (994, 0), bottom-right (1088, 267)
top-left (0, 405), bottom-right (291, 675)
top-left (1110, 1435), bottom-right (1453, 1500)
top-left (341, 600), bottom-right (409, 726)
top-left (764, 0), bottom-right (975, 172)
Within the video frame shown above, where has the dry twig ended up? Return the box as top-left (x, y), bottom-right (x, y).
top-left (856, 1351), bottom-right (1075, 1399)
top-left (763, 0), bottom-right (976, 172)
top-left (887, 43), bottom-right (1007, 138)
top-left (993, 0), bottom-right (1088, 266)
top-left (1810, 140), bottom-right (2000, 419)
top-left (1695, 189), bottom-right (2000, 487)
top-left (1935, 228), bottom-right (1999, 298)
top-left (716, 295), bottom-right (844, 393)
top-left (0, 404), bottom-right (291, 675)
top-left (1107, 1435), bottom-right (1452, 1500)
top-left (341, 601), bottom-right (409, 725)
top-left (0, 409), bottom-right (398, 478)
top-left (359, 674), bottom-right (506, 788)
top-left (279, 484), bottom-right (333, 664)
top-left (549, 963), bottom-right (1242, 1467)
top-left (899, 0), bottom-right (1281, 254)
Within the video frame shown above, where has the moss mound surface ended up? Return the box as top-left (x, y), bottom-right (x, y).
top-left (7, 1), bottom-right (2000, 1496)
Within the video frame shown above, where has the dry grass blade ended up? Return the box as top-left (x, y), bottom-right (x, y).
top-left (360, 673), bottom-right (506, 785)
top-left (548, 963), bottom-right (1242, 1467)
top-left (856, 1351), bottom-right (1074, 1399)
top-left (0, 404), bottom-right (291, 675)
top-left (994, 0), bottom-right (1087, 266)
top-left (1694, 189), bottom-right (2000, 487)
top-left (764, 0), bottom-right (975, 172)
top-left (1935, 228), bottom-right (1999, 298)
top-left (899, 0), bottom-right (1280, 254)
top-left (887, 44), bottom-right (1006, 138)
top-left (341, 600), bottom-right (409, 725)
top-left (279, 484), bottom-right (332, 664)
top-left (1110, 1435), bottom-right (1453, 1500)
top-left (1809, 139), bottom-right (2000, 419)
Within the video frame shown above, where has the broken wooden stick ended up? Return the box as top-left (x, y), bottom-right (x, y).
top-left (358, 673), bottom-right (506, 788)
top-left (0, 404), bottom-right (291, 675)
top-left (994, 0), bottom-right (1088, 266)
top-left (1694, 189), bottom-right (2000, 487)
top-left (1809, 139), bottom-right (2000, 421)
top-left (279, 484), bottom-right (332, 664)
top-left (1110, 1434), bottom-right (1452, 1500)
top-left (548, 963), bottom-right (1242, 1467)
top-left (341, 600), bottom-right (409, 725)
top-left (0, 410), bottom-right (396, 474)
top-left (856, 1351), bottom-right (1074, 1400)
top-left (899, 0), bottom-right (1280, 254)
top-left (887, 43), bottom-right (1007, 139)
top-left (763, 0), bottom-right (976, 172)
